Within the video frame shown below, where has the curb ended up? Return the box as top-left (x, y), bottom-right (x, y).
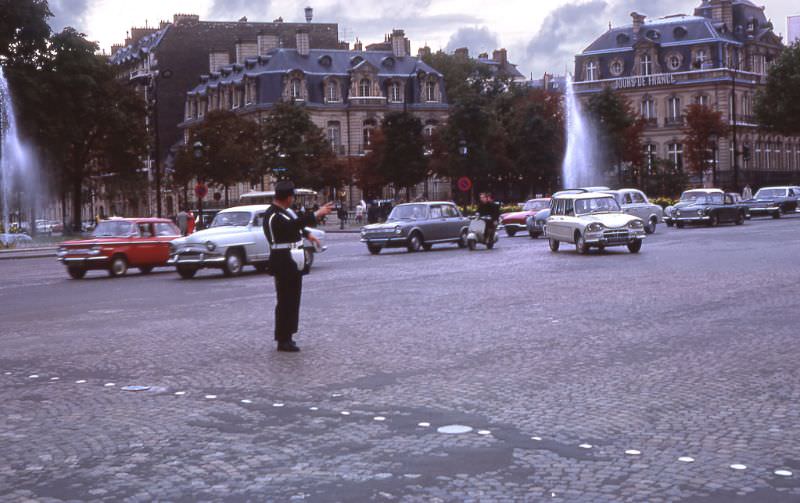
top-left (0, 247), bottom-right (58, 260)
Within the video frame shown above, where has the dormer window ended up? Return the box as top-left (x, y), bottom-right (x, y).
top-left (616, 33), bottom-right (630, 45)
top-left (425, 81), bottom-right (436, 102)
top-left (290, 78), bottom-right (302, 99)
top-left (359, 78), bottom-right (371, 97)
top-left (673, 26), bottom-right (688, 39)
top-left (640, 54), bottom-right (652, 76)
top-left (586, 60), bottom-right (598, 81)
top-left (389, 82), bottom-right (401, 102)
top-left (327, 81), bottom-right (339, 102)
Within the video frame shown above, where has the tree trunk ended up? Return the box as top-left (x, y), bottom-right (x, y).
top-left (224, 184), bottom-right (229, 207)
top-left (71, 177), bottom-right (83, 233)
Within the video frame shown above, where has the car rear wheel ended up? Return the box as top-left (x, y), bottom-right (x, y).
top-left (108, 255), bottom-right (128, 277)
top-left (422, 243), bottom-right (433, 251)
top-left (367, 244), bottom-right (382, 255)
top-left (645, 218), bottom-right (657, 234)
top-left (139, 266), bottom-right (154, 275)
top-left (708, 214), bottom-right (719, 227)
top-left (676, 221), bottom-right (685, 228)
top-left (549, 239), bottom-right (560, 252)
top-left (222, 249), bottom-right (244, 277)
top-left (457, 230), bottom-right (468, 248)
top-left (67, 267), bottom-right (86, 279)
top-left (407, 232), bottom-right (422, 253)
top-left (177, 265), bottom-right (197, 279)
top-left (627, 239), bottom-right (643, 253)
top-left (735, 212), bottom-right (745, 225)
top-left (575, 233), bottom-right (589, 255)
top-left (772, 211), bottom-right (781, 219)
top-left (506, 228), bottom-right (517, 237)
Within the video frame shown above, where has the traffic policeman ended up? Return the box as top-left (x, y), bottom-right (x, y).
top-left (263, 181), bottom-right (333, 352)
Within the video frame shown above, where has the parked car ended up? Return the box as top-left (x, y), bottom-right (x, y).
top-left (741, 186), bottom-right (799, 218)
top-left (665, 189), bottom-right (748, 228)
top-left (601, 189), bottom-right (663, 234)
top-left (360, 202), bottom-right (469, 254)
top-left (57, 218), bottom-right (181, 279)
top-left (168, 205), bottom-right (325, 278)
top-left (546, 191), bottom-right (646, 254)
top-left (500, 198), bottom-right (550, 237)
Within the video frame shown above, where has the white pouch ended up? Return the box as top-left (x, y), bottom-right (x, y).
top-left (290, 247), bottom-right (305, 271)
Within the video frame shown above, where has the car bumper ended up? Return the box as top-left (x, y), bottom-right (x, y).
top-left (500, 222), bottom-right (526, 231)
top-left (673, 216), bottom-right (710, 222)
top-left (584, 230), bottom-right (645, 245)
top-left (747, 207), bottom-right (779, 215)
top-left (361, 237), bottom-right (407, 247)
top-left (58, 255), bottom-right (111, 267)
top-left (168, 251), bottom-right (226, 268)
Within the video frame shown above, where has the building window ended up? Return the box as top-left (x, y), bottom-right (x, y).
top-left (641, 98), bottom-right (655, 120)
top-left (695, 95), bottom-right (709, 107)
top-left (667, 53), bottom-right (682, 71)
top-left (327, 121), bottom-right (341, 153)
top-left (389, 82), bottom-right (401, 102)
top-left (667, 97), bottom-right (681, 121)
top-left (765, 142), bottom-right (771, 169)
top-left (362, 119), bottom-right (376, 149)
top-left (741, 93), bottom-right (751, 117)
top-left (751, 54), bottom-right (766, 74)
top-left (644, 143), bottom-right (657, 174)
top-left (640, 54), bottom-right (652, 76)
top-left (425, 81), bottom-right (437, 102)
top-left (695, 49), bottom-right (707, 68)
top-left (755, 142), bottom-right (762, 168)
top-left (290, 78), bottom-right (302, 99)
top-left (359, 78), bottom-right (371, 97)
top-left (586, 61), bottom-right (597, 81)
top-left (327, 81), bottom-right (338, 102)
top-left (668, 143), bottom-right (683, 171)
top-left (609, 59), bottom-right (623, 76)
top-left (775, 143), bottom-right (782, 170)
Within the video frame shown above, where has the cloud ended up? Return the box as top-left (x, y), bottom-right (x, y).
top-left (522, 0), bottom-right (697, 76)
top-left (49, 0), bottom-right (92, 32)
top-left (445, 26), bottom-right (499, 55)
top-left (208, 0), bottom-right (273, 20)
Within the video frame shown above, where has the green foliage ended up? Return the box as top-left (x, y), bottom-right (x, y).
top-left (585, 87), bottom-right (645, 171)
top-left (0, 0), bottom-right (52, 66)
top-left (684, 104), bottom-right (728, 175)
top-left (754, 42), bottom-right (800, 136)
top-left (651, 197), bottom-right (678, 209)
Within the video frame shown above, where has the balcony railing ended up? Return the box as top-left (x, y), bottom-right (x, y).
top-left (643, 118), bottom-right (659, 128)
top-left (348, 96), bottom-right (387, 106)
top-left (664, 116), bottom-right (685, 127)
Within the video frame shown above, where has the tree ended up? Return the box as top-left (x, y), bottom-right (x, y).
top-left (36, 28), bottom-right (148, 231)
top-left (0, 0), bottom-right (52, 66)
top-left (684, 103), bottom-right (729, 179)
top-left (183, 110), bottom-right (259, 206)
top-left (754, 42), bottom-right (800, 136)
top-left (258, 102), bottom-right (336, 190)
top-left (585, 88), bottom-right (645, 185)
top-left (364, 112), bottom-right (428, 198)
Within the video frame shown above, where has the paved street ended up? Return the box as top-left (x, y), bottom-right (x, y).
top-left (1, 217), bottom-right (799, 502)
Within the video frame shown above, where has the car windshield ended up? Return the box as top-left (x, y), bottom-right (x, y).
top-left (92, 221), bottom-right (134, 237)
top-left (681, 191), bottom-right (722, 204)
top-left (210, 212), bottom-right (252, 227)
top-left (388, 204), bottom-right (427, 220)
top-left (755, 188), bottom-right (786, 198)
top-left (574, 197), bottom-right (620, 215)
top-left (523, 200), bottom-right (548, 211)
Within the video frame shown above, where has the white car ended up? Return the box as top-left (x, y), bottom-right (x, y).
top-left (168, 205), bottom-right (325, 278)
top-left (546, 191), bottom-right (646, 254)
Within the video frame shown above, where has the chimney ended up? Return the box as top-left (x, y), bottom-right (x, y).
top-left (235, 40), bottom-right (258, 63)
top-left (710, 0), bottom-right (734, 31)
top-left (391, 29), bottom-right (408, 57)
top-left (353, 38), bottom-right (363, 51)
top-left (631, 12), bottom-right (646, 37)
top-left (209, 50), bottom-right (230, 73)
top-left (304, 6), bottom-right (313, 23)
top-left (454, 47), bottom-right (469, 59)
top-left (478, 52), bottom-right (489, 59)
top-left (258, 33), bottom-right (279, 55)
top-left (173, 13), bottom-right (200, 26)
top-left (296, 29), bottom-right (310, 56)
top-left (492, 48), bottom-right (508, 65)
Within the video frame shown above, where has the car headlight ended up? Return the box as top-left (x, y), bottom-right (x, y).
top-left (676, 210), bottom-right (681, 216)
top-left (697, 208), bottom-right (705, 216)
top-left (394, 226), bottom-right (402, 235)
top-left (205, 241), bottom-right (216, 251)
top-left (586, 222), bottom-right (605, 232)
top-left (628, 220), bottom-right (644, 229)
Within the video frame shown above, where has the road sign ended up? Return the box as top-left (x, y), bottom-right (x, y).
top-left (194, 183), bottom-right (208, 199)
top-left (457, 176), bottom-right (473, 192)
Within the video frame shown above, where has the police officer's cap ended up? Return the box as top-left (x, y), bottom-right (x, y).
top-left (275, 180), bottom-right (295, 199)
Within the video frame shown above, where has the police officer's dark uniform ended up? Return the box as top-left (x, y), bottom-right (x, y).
top-left (263, 181), bottom-right (317, 352)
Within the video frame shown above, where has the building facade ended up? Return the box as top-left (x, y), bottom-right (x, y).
top-left (180, 29), bottom-right (451, 204)
top-left (108, 12), bottom-right (343, 216)
top-left (789, 15), bottom-right (800, 44)
top-left (574, 0), bottom-right (800, 190)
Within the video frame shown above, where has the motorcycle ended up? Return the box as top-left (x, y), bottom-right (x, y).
top-left (466, 216), bottom-right (499, 250)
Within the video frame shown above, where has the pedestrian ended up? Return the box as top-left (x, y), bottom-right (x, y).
top-left (176, 208), bottom-right (189, 236)
top-left (355, 203), bottom-right (364, 224)
top-left (263, 180), bottom-right (333, 352)
top-left (186, 209), bottom-right (195, 235)
top-left (742, 185), bottom-right (753, 200)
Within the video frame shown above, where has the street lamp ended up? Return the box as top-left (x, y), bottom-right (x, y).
top-left (193, 141), bottom-right (207, 229)
top-left (150, 68), bottom-right (173, 218)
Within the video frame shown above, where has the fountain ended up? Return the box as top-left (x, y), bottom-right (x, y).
top-left (0, 65), bottom-right (33, 245)
top-left (562, 74), bottom-right (602, 189)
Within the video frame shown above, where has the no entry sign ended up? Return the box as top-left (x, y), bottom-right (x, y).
top-left (457, 176), bottom-right (473, 192)
top-left (194, 183), bottom-right (208, 199)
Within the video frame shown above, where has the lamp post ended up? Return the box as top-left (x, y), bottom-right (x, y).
top-left (150, 69), bottom-right (173, 218)
top-left (193, 141), bottom-right (207, 229)
top-left (709, 133), bottom-right (719, 187)
top-left (730, 58), bottom-right (740, 191)
top-left (458, 139), bottom-right (470, 205)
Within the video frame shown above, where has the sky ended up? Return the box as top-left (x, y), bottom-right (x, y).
top-left (48, 0), bottom-right (799, 77)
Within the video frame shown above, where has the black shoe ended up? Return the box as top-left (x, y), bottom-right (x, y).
top-left (277, 341), bottom-right (300, 352)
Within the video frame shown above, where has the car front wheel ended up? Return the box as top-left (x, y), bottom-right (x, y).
top-left (735, 212), bottom-right (745, 225)
top-left (628, 239), bottom-right (643, 253)
top-left (645, 218), bottom-right (657, 234)
top-left (549, 239), bottom-right (560, 252)
top-left (67, 267), bottom-right (86, 279)
top-left (407, 232), bottom-right (422, 253)
top-left (505, 228), bottom-right (517, 237)
top-left (772, 210), bottom-right (781, 219)
top-left (222, 249), bottom-right (244, 277)
top-left (367, 244), bottom-right (382, 255)
top-left (575, 233), bottom-right (589, 255)
top-left (108, 255), bottom-right (128, 277)
top-left (177, 266), bottom-right (197, 279)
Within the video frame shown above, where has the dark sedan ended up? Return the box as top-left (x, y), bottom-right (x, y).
top-left (668, 189), bottom-right (748, 228)
top-left (742, 186), bottom-right (799, 218)
top-left (360, 202), bottom-right (469, 254)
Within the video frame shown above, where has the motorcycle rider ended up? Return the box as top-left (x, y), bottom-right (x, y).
top-left (477, 192), bottom-right (500, 242)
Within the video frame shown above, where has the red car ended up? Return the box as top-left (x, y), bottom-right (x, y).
top-left (57, 218), bottom-right (181, 279)
top-left (499, 198), bottom-right (551, 237)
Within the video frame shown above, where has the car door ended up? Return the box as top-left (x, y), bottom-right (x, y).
top-left (153, 222), bottom-right (182, 264)
top-left (547, 199), bottom-right (565, 240)
top-left (426, 205), bottom-right (447, 241)
top-left (250, 211), bottom-right (269, 262)
top-left (441, 204), bottom-right (462, 240)
top-left (128, 223), bottom-right (155, 265)
top-left (630, 191), bottom-right (648, 220)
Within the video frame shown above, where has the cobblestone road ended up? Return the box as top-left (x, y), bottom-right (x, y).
top-left (1, 217), bottom-right (799, 502)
